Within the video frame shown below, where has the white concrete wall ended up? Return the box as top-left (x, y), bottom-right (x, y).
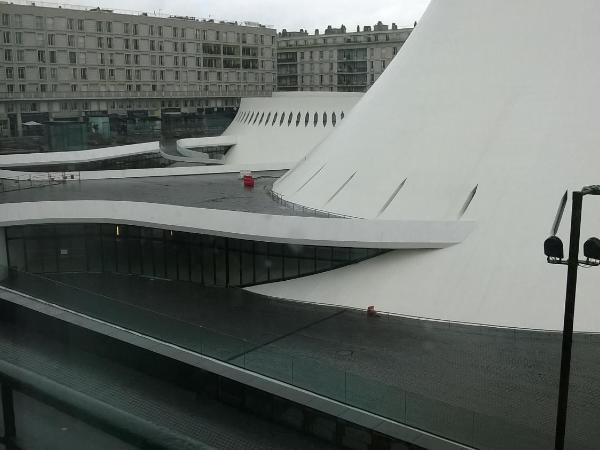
top-left (251, 0), bottom-right (600, 332)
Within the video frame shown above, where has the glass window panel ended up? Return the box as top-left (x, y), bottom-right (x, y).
top-left (284, 256), bottom-right (299, 279)
top-left (299, 258), bottom-right (316, 276)
top-left (268, 255), bottom-right (283, 281)
top-left (86, 237), bottom-right (102, 272)
top-left (177, 244), bottom-right (190, 281)
top-left (25, 239), bottom-right (44, 273)
top-left (102, 236), bottom-right (117, 272)
top-left (190, 244), bottom-right (203, 283)
top-left (7, 239), bottom-right (26, 270)
top-left (332, 247), bottom-right (351, 262)
top-left (128, 239), bottom-right (142, 275)
top-left (152, 240), bottom-right (165, 278)
top-left (254, 254), bottom-right (269, 283)
top-left (241, 252), bottom-right (255, 285)
top-left (58, 236), bottom-right (86, 272)
top-left (140, 239), bottom-right (155, 277)
top-left (115, 239), bottom-right (129, 274)
top-left (214, 246), bottom-right (227, 286)
top-left (202, 246), bottom-right (215, 286)
top-left (228, 250), bottom-right (241, 286)
top-left (165, 241), bottom-right (178, 280)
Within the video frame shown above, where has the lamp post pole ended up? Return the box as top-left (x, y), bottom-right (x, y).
top-left (554, 191), bottom-right (583, 450)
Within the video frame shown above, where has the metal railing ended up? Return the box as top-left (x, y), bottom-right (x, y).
top-left (266, 187), bottom-right (357, 219)
top-left (1, 90), bottom-right (272, 101)
top-left (0, 171), bottom-right (81, 193)
top-left (7, 0), bottom-right (272, 28)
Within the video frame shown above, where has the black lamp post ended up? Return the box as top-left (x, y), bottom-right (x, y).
top-left (544, 186), bottom-right (600, 450)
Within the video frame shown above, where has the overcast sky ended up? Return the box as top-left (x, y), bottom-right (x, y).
top-left (82, 0), bottom-right (431, 32)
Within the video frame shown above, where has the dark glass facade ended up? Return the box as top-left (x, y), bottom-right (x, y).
top-left (5, 223), bottom-right (383, 287)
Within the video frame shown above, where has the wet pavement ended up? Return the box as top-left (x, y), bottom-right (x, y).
top-left (0, 172), bottom-right (322, 217)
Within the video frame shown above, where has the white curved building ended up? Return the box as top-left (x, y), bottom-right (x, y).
top-left (251, 0), bottom-right (600, 332)
top-left (176, 92), bottom-right (361, 165)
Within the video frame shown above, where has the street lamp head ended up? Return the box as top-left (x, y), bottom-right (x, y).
top-left (544, 235), bottom-right (564, 261)
top-left (583, 237), bottom-right (600, 262)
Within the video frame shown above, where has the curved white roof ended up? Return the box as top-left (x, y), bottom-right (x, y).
top-left (221, 92), bottom-right (361, 165)
top-left (252, 0), bottom-right (600, 332)
top-left (0, 201), bottom-right (473, 250)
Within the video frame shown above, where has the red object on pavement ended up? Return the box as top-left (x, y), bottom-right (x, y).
top-left (243, 175), bottom-right (255, 187)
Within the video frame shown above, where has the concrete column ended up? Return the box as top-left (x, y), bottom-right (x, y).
top-left (0, 228), bottom-right (8, 280)
top-left (16, 110), bottom-right (23, 137)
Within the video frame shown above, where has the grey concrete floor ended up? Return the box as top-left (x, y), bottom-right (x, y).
top-left (0, 172), bottom-right (325, 216)
top-left (1, 272), bottom-right (598, 450)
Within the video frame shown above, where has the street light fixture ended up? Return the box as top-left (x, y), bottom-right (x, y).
top-left (544, 186), bottom-right (600, 450)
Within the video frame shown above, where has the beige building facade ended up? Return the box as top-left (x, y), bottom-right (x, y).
top-left (276, 23), bottom-right (412, 92)
top-left (0, 1), bottom-right (276, 137)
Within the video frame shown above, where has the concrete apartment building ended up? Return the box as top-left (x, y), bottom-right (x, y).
top-left (0, 1), bottom-right (276, 137)
top-left (276, 22), bottom-right (412, 92)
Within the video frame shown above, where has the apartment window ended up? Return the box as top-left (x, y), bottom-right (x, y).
top-left (159, 70), bottom-right (164, 81)
top-left (181, 56), bottom-right (186, 67)
top-left (135, 69), bottom-right (141, 80)
top-left (99, 53), bottom-right (105, 64)
top-left (69, 52), bottom-right (76, 64)
top-left (38, 50), bottom-right (45, 63)
top-left (99, 68), bottom-right (106, 80)
top-left (135, 84), bottom-right (141, 91)
top-left (5, 68), bottom-right (13, 79)
top-left (96, 21), bottom-right (103, 33)
top-left (71, 84), bottom-right (77, 92)
top-left (133, 39), bottom-right (139, 50)
top-left (151, 84), bottom-right (156, 91)
top-left (39, 67), bottom-right (46, 79)
top-left (150, 40), bottom-right (155, 51)
top-left (149, 25), bottom-right (155, 36)
top-left (109, 69), bottom-right (115, 80)
top-left (106, 21), bottom-right (112, 33)
top-left (181, 28), bottom-right (185, 38)
top-left (125, 54), bottom-right (131, 65)
top-left (124, 39), bottom-right (130, 50)
top-left (132, 24), bottom-right (138, 35)
top-left (151, 70), bottom-right (157, 80)
top-left (158, 26), bottom-right (163, 37)
top-left (13, 14), bottom-right (22, 27)
top-left (4, 49), bottom-right (12, 62)
top-left (80, 68), bottom-right (87, 80)
top-left (40, 84), bottom-right (47, 92)
top-left (35, 16), bottom-right (44, 29)
top-left (1, 13), bottom-right (10, 26)
top-left (50, 68), bottom-right (57, 79)
top-left (46, 33), bottom-right (55, 46)
top-left (126, 69), bottom-right (132, 80)
top-left (173, 27), bottom-right (178, 38)
top-left (382, 60), bottom-right (386, 69)
top-left (150, 55), bottom-right (156, 65)
top-left (68, 35), bottom-right (75, 47)
top-left (67, 18), bottom-right (74, 30)
top-left (174, 55), bottom-right (179, 66)
top-left (6, 84), bottom-right (14, 93)
top-left (16, 50), bottom-right (24, 62)
top-left (72, 68), bottom-right (77, 79)
top-left (159, 55), bottom-right (164, 65)
top-left (19, 84), bottom-right (26, 92)
top-left (3, 32), bottom-right (10, 44)
top-left (175, 71), bottom-right (180, 81)
top-left (97, 37), bottom-right (103, 48)
top-left (107, 37), bottom-right (113, 49)
top-left (124, 23), bottom-right (130, 34)
top-left (77, 19), bottom-right (84, 31)
top-left (134, 54), bottom-right (140, 65)
top-left (15, 32), bottom-right (22, 45)
top-left (17, 67), bottom-right (25, 79)
top-left (158, 41), bottom-right (164, 51)
top-left (51, 84), bottom-right (57, 92)
top-left (109, 53), bottom-right (114, 65)
top-left (174, 42), bottom-right (179, 52)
